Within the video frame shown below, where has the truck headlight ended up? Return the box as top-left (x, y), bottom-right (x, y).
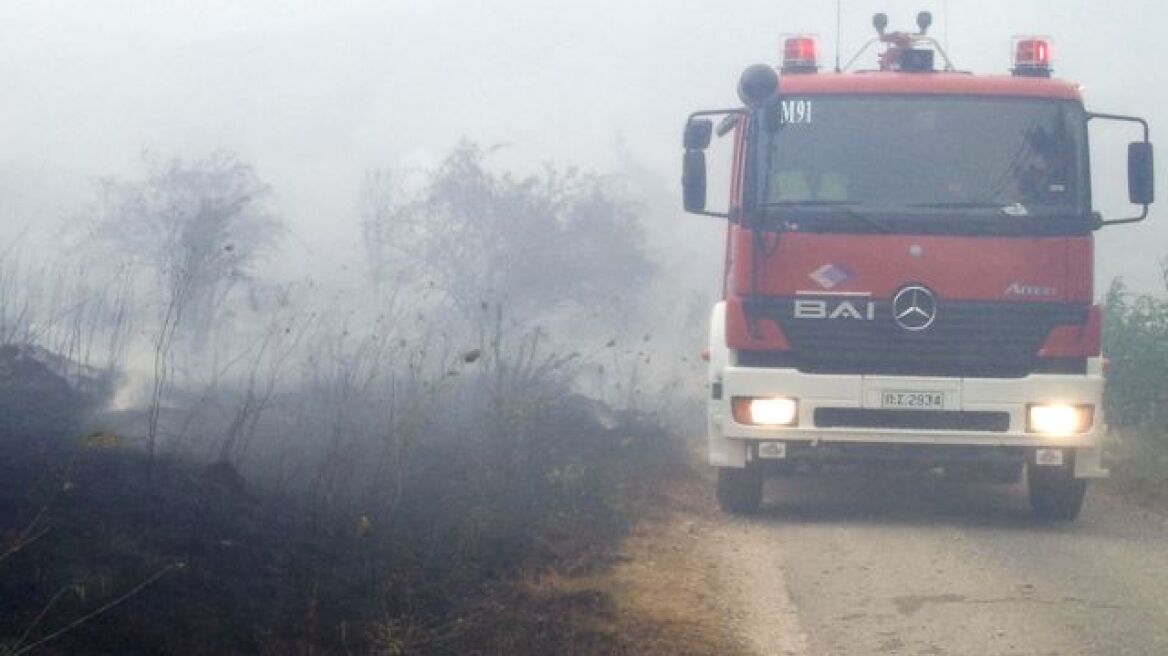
top-left (732, 396), bottom-right (798, 426)
top-left (1027, 404), bottom-right (1093, 435)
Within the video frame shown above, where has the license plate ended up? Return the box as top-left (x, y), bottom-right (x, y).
top-left (881, 391), bottom-right (945, 409)
top-left (758, 442), bottom-right (787, 459)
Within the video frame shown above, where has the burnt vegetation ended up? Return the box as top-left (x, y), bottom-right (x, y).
top-left (0, 144), bottom-right (701, 654)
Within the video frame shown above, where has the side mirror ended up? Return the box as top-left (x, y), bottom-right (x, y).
top-left (1089, 112), bottom-right (1153, 226)
top-left (684, 119), bottom-right (713, 150)
top-left (682, 150), bottom-right (707, 212)
top-left (1128, 141), bottom-right (1154, 205)
top-left (681, 111), bottom-right (740, 218)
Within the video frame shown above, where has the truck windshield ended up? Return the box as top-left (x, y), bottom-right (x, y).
top-left (758, 97), bottom-right (1089, 218)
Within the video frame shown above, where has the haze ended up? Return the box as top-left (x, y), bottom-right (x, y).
top-left (4, 3), bottom-right (1168, 653)
top-left (2, 0), bottom-right (1166, 288)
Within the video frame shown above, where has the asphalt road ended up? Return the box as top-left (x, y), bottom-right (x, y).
top-left (710, 473), bottom-right (1168, 656)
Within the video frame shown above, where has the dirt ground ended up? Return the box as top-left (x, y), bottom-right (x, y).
top-left (602, 471), bottom-right (808, 656)
top-left (538, 447), bottom-right (1168, 656)
top-left (526, 455), bottom-right (805, 656)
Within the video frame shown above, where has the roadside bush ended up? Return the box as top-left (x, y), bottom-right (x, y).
top-left (1102, 272), bottom-right (1168, 435)
top-left (361, 140), bottom-right (654, 331)
top-left (1101, 268), bottom-right (1168, 496)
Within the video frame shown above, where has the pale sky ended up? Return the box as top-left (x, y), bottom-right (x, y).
top-left (1, 0), bottom-right (1165, 291)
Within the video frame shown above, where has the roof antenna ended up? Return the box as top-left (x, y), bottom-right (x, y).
top-left (944, 0), bottom-right (950, 56)
top-left (834, 0), bottom-right (843, 72)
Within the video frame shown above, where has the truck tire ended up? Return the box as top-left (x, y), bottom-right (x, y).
top-left (717, 465), bottom-right (763, 514)
top-left (1027, 462), bottom-right (1087, 521)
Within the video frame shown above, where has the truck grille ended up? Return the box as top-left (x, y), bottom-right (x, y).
top-left (742, 298), bottom-right (1087, 378)
top-left (814, 408), bottom-right (1011, 432)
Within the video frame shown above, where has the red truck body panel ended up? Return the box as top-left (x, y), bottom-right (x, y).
top-left (721, 71), bottom-right (1098, 359)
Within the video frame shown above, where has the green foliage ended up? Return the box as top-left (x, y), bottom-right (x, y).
top-left (1102, 266), bottom-right (1168, 436)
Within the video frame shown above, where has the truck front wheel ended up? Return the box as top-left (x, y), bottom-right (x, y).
top-left (1027, 462), bottom-right (1087, 521)
top-left (717, 465), bottom-right (763, 514)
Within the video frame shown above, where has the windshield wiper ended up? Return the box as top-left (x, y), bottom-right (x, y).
top-left (760, 200), bottom-right (892, 233)
top-left (906, 201), bottom-right (1007, 209)
top-left (908, 201), bottom-right (1043, 217)
top-left (762, 200), bottom-right (861, 207)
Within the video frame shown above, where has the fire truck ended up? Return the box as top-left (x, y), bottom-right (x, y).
top-left (683, 12), bottom-right (1155, 520)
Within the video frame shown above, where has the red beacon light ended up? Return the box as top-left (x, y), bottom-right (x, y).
top-left (782, 36), bottom-right (818, 74)
top-left (1012, 36), bottom-right (1052, 77)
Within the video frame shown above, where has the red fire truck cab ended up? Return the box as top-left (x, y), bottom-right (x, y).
top-left (683, 13), bottom-right (1155, 520)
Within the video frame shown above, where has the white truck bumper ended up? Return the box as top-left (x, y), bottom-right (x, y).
top-left (705, 304), bottom-right (1107, 479)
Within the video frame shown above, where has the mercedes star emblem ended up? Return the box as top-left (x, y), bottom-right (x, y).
top-left (892, 285), bottom-right (938, 331)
